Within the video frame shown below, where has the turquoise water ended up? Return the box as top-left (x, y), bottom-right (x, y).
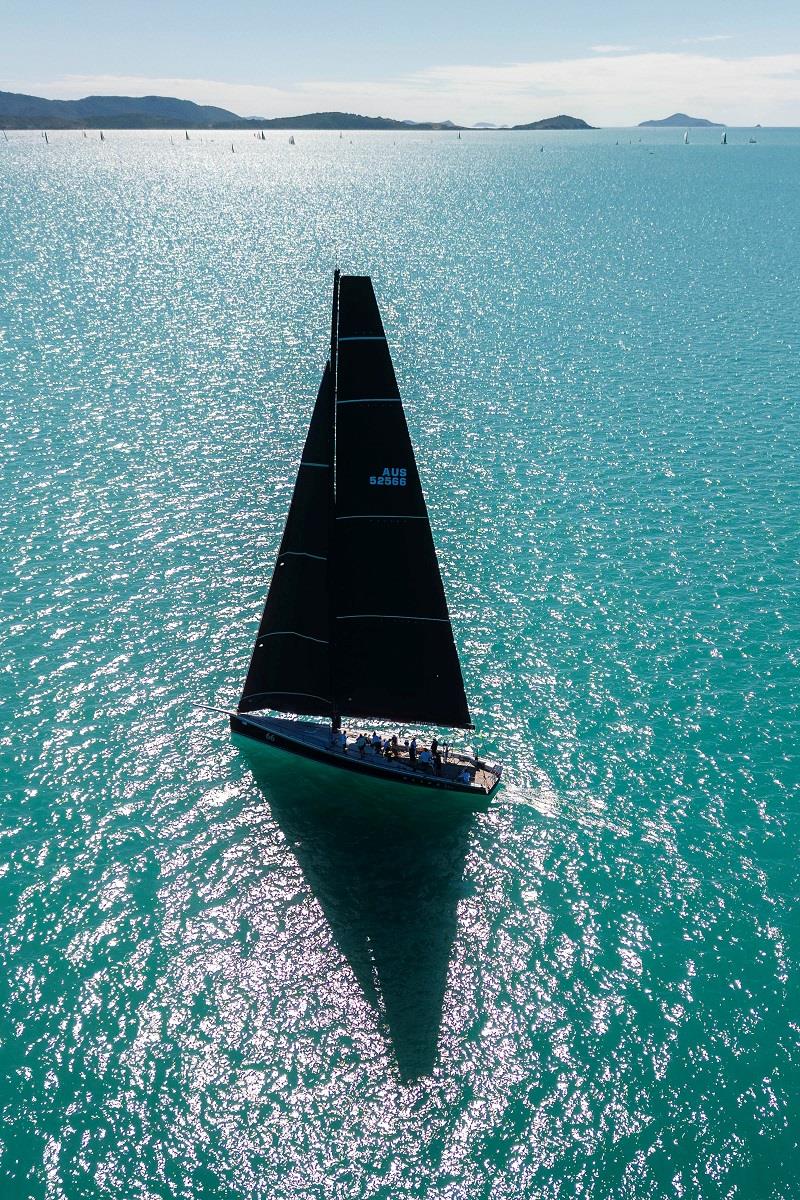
top-left (1, 127), bottom-right (798, 1198)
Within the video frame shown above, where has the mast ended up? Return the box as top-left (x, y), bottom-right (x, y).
top-left (329, 270), bottom-right (341, 716)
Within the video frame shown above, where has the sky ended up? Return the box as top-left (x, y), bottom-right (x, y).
top-left (1, 0), bottom-right (799, 125)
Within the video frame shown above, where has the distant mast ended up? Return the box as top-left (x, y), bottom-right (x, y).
top-left (683, 129), bottom-right (689, 145)
top-left (185, 130), bottom-right (190, 141)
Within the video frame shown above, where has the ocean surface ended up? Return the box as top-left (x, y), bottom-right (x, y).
top-left (1, 127), bottom-right (798, 1198)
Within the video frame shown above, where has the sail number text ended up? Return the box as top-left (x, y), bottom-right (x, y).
top-left (369, 467), bottom-right (407, 486)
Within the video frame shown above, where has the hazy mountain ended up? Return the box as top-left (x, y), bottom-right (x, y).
top-left (0, 90), bottom-right (595, 133)
top-left (639, 113), bottom-right (723, 127)
top-left (253, 112), bottom-right (461, 130)
top-left (0, 90), bottom-right (240, 128)
top-left (511, 115), bottom-right (595, 130)
top-left (0, 90), bottom-right (465, 130)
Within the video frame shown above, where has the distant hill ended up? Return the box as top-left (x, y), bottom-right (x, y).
top-left (0, 90), bottom-right (465, 130)
top-left (0, 90), bottom-right (598, 132)
top-left (255, 111), bottom-right (460, 130)
top-left (639, 113), bottom-right (723, 127)
top-left (0, 90), bottom-right (242, 129)
top-left (512, 115), bottom-right (594, 130)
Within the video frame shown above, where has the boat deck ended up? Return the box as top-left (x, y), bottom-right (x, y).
top-left (231, 714), bottom-right (501, 795)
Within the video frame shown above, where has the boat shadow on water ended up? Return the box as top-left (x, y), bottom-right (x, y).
top-left (237, 736), bottom-right (478, 1082)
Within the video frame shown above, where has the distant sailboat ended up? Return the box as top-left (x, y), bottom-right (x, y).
top-left (223, 272), bottom-right (503, 800)
top-left (2, 129), bottom-right (8, 142)
top-left (289, 135), bottom-right (296, 145)
top-left (721, 129), bottom-right (727, 144)
top-left (231, 143), bottom-right (235, 153)
top-left (100, 130), bottom-right (105, 141)
top-left (683, 130), bottom-right (689, 145)
top-left (748, 136), bottom-right (757, 144)
top-left (185, 130), bottom-right (190, 141)
top-left (82, 130), bottom-right (87, 138)
top-left (458, 131), bottom-right (461, 140)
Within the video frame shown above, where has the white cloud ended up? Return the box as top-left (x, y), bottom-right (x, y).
top-left (679, 35), bottom-right (734, 44)
top-left (7, 51), bottom-right (800, 126)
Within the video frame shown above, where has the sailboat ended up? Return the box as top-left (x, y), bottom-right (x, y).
top-left (683, 130), bottom-right (689, 144)
top-left (100, 130), bottom-right (105, 142)
top-left (721, 129), bottom-right (727, 144)
top-left (185, 130), bottom-right (190, 141)
top-left (289, 134), bottom-right (296, 145)
top-left (227, 272), bottom-right (502, 799)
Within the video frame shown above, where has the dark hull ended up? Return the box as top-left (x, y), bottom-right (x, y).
top-left (229, 714), bottom-right (500, 800)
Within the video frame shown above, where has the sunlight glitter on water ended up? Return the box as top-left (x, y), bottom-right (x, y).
top-left (1, 128), bottom-right (797, 1198)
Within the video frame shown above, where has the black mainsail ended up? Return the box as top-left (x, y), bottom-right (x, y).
top-left (331, 275), bottom-right (471, 728)
top-left (239, 273), bottom-right (472, 730)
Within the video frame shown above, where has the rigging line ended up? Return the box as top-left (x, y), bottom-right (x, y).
top-left (300, 461), bottom-right (330, 467)
top-left (336, 514), bottom-right (427, 520)
top-left (336, 614), bottom-right (449, 622)
top-left (338, 335), bottom-right (387, 342)
top-left (240, 691), bottom-right (333, 704)
top-left (279, 551), bottom-right (327, 561)
top-left (257, 631), bottom-right (329, 644)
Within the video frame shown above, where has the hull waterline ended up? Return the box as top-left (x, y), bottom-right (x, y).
top-left (230, 714), bottom-right (500, 803)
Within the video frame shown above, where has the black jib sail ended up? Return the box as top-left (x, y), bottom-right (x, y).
top-left (238, 365), bottom-right (334, 716)
top-left (331, 275), bottom-right (471, 729)
top-left (239, 273), bottom-right (472, 730)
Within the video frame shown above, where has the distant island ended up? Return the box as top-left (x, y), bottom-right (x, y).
top-left (512, 115), bottom-right (594, 130)
top-left (0, 89), bottom-right (595, 132)
top-left (0, 92), bottom-right (460, 130)
top-left (639, 112), bottom-right (723, 127)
